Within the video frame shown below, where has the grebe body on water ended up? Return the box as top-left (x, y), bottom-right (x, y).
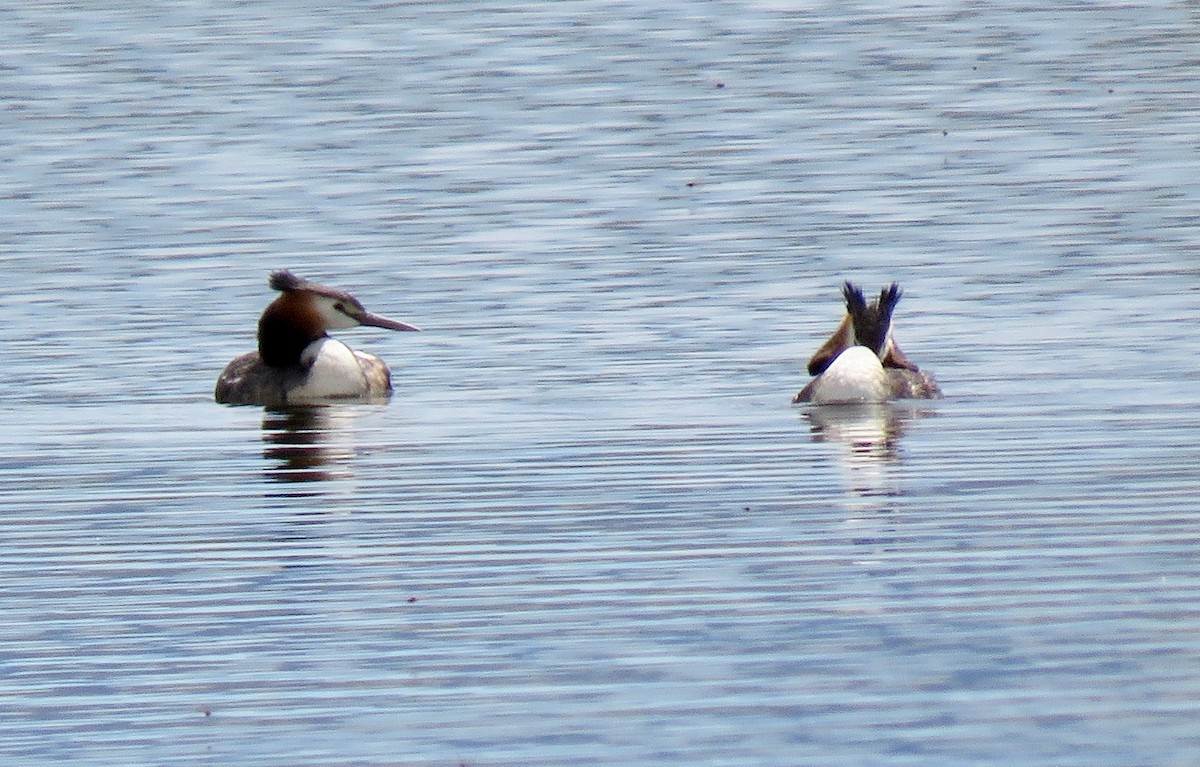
top-left (215, 270), bottom-right (419, 406)
top-left (794, 282), bottom-right (940, 405)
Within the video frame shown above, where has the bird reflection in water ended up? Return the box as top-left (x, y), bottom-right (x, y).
top-left (261, 405), bottom-right (361, 486)
top-left (804, 403), bottom-right (935, 523)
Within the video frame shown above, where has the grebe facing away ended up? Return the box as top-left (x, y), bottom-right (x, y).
top-left (793, 281), bottom-right (941, 405)
top-left (215, 270), bottom-right (420, 406)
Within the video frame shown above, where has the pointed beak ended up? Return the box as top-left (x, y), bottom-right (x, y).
top-left (357, 311), bottom-right (421, 332)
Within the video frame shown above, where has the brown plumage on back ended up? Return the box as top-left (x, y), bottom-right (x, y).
top-left (806, 313), bottom-right (855, 376)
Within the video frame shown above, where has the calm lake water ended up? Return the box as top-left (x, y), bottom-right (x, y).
top-left (3, 1), bottom-right (1200, 765)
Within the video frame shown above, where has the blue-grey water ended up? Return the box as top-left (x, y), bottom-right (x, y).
top-left (3, 2), bottom-right (1200, 765)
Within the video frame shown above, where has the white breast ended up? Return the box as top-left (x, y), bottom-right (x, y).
top-left (288, 338), bottom-right (370, 401)
top-left (807, 346), bottom-right (889, 405)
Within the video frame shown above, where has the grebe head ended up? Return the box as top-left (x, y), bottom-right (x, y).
top-left (257, 270), bottom-right (419, 368)
top-left (806, 281), bottom-right (919, 376)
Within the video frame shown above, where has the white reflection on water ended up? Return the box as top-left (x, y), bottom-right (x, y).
top-left (805, 403), bottom-right (934, 501)
top-left (804, 403), bottom-right (937, 556)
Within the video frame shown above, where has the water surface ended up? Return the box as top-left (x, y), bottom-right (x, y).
top-left (2, 2), bottom-right (1200, 765)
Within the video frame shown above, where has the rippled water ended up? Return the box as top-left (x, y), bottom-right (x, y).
top-left (3, 2), bottom-right (1200, 765)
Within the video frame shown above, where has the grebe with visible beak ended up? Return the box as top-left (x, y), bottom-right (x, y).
top-left (215, 270), bottom-right (419, 406)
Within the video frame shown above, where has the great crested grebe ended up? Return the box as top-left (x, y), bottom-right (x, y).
top-left (215, 270), bottom-right (419, 406)
top-left (793, 281), bottom-right (941, 405)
